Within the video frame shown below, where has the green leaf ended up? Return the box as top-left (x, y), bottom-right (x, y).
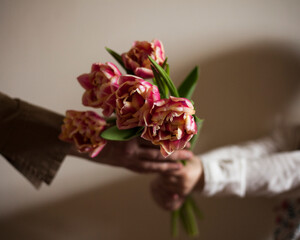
top-left (105, 47), bottom-right (133, 74)
top-left (162, 57), bottom-right (168, 69)
top-left (178, 66), bottom-right (199, 99)
top-left (165, 63), bottom-right (170, 75)
top-left (148, 56), bottom-right (179, 97)
top-left (152, 77), bottom-right (157, 86)
top-left (190, 116), bottom-right (204, 150)
top-left (151, 65), bottom-right (167, 98)
top-left (101, 125), bottom-right (143, 141)
top-left (164, 63), bottom-right (170, 96)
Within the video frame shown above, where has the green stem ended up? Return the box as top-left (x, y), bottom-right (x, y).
top-left (185, 196), bottom-right (199, 236)
top-left (171, 209), bottom-right (180, 237)
top-left (179, 201), bottom-right (192, 235)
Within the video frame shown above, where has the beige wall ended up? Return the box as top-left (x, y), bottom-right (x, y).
top-left (1, 0), bottom-right (300, 239)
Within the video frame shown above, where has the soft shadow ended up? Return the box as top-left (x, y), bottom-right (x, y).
top-left (173, 42), bottom-right (300, 152)
top-left (0, 175), bottom-right (275, 240)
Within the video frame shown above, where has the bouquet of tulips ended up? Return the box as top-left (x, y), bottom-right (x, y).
top-left (59, 39), bottom-right (203, 237)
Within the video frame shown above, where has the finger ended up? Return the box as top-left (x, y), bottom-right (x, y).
top-left (155, 180), bottom-right (185, 210)
top-left (161, 174), bottom-right (185, 188)
top-left (157, 176), bottom-right (180, 194)
top-left (151, 179), bottom-right (174, 210)
top-left (167, 197), bottom-right (185, 211)
top-left (137, 148), bottom-right (162, 161)
top-left (133, 161), bottom-right (183, 173)
top-left (138, 147), bottom-right (194, 163)
top-left (185, 142), bottom-right (191, 149)
top-left (160, 181), bottom-right (182, 194)
top-left (154, 176), bottom-right (184, 197)
top-left (137, 148), bottom-right (175, 161)
top-left (127, 165), bottom-right (152, 174)
top-left (156, 185), bottom-right (183, 211)
top-left (166, 150), bottom-right (194, 161)
top-left (153, 178), bottom-right (186, 211)
top-left (160, 177), bottom-right (187, 196)
top-left (161, 175), bottom-right (178, 184)
top-left (137, 137), bottom-right (160, 149)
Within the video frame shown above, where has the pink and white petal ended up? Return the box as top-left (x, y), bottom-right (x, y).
top-left (101, 67), bottom-right (116, 79)
top-left (82, 90), bottom-right (102, 107)
top-left (160, 141), bottom-right (173, 158)
top-left (118, 75), bottom-right (139, 85)
top-left (141, 127), bottom-right (153, 141)
top-left (134, 67), bottom-right (154, 79)
top-left (77, 73), bottom-right (93, 90)
top-left (127, 57), bottom-right (140, 70)
top-left (90, 142), bottom-right (106, 158)
top-left (102, 105), bottom-right (114, 117)
top-left (185, 115), bottom-right (197, 133)
top-left (153, 39), bottom-right (165, 63)
top-left (106, 62), bottom-right (122, 76)
top-left (91, 63), bottom-right (101, 72)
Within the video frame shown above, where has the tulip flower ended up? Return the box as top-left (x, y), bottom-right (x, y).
top-left (59, 110), bottom-right (107, 158)
top-left (77, 62), bottom-right (121, 117)
top-left (142, 97), bottom-right (197, 157)
top-left (122, 40), bottom-right (165, 79)
top-left (116, 75), bottom-right (160, 129)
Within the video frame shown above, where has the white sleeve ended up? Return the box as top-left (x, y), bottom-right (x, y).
top-left (198, 126), bottom-right (300, 197)
top-left (200, 151), bottom-right (300, 197)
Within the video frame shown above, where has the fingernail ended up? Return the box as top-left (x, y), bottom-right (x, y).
top-left (173, 194), bottom-right (179, 200)
top-left (175, 163), bottom-right (182, 169)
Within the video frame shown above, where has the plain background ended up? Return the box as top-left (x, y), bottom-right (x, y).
top-left (1, 0), bottom-right (300, 239)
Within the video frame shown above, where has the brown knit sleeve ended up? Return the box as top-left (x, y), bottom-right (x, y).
top-left (0, 92), bottom-right (71, 188)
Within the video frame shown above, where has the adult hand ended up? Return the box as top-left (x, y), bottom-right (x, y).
top-left (150, 154), bottom-right (204, 210)
top-left (70, 137), bottom-right (193, 174)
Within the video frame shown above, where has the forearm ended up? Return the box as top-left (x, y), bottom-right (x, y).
top-left (68, 140), bottom-right (119, 166)
top-left (196, 127), bottom-right (300, 197)
top-left (199, 150), bottom-right (300, 197)
top-left (0, 92), bottom-right (71, 188)
top-left (244, 151), bottom-right (300, 197)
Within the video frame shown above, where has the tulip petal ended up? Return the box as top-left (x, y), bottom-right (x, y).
top-left (77, 62), bottom-right (121, 117)
top-left (135, 67), bottom-right (154, 78)
top-left (60, 110), bottom-right (107, 158)
top-left (116, 75), bottom-right (160, 129)
top-left (122, 40), bottom-right (166, 79)
top-left (77, 74), bottom-right (93, 90)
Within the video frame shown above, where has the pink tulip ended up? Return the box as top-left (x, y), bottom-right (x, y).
top-left (77, 62), bottom-right (121, 117)
top-left (142, 97), bottom-right (197, 157)
top-left (59, 110), bottom-right (107, 158)
top-left (116, 75), bottom-right (160, 129)
top-left (122, 39), bottom-right (165, 79)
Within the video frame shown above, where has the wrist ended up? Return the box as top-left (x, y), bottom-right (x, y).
top-left (68, 141), bottom-right (112, 165)
top-left (195, 158), bottom-right (205, 192)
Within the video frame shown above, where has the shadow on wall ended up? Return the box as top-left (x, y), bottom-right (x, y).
top-left (173, 42), bottom-right (300, 153)
top-left (1, 41), bottom-right (299, 240)
top-left (0, 175), bottom-right (275, 240)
